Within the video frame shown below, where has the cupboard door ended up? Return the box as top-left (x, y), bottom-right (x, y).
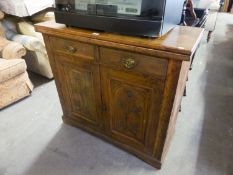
top-left (55, 55), bottom-right (103, 130)
top-left (101, 67), bottom-right (164, 153)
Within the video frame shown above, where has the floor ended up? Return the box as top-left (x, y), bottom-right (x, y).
top-left (0, 13), bottom-right (233, 175)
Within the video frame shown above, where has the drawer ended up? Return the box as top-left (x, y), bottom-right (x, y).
top-left (99, 47), bottom-right (168, 78)
top-left (50, 37), bottom-right (95, 60)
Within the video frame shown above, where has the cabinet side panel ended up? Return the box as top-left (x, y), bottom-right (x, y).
top-left (153, 59), bottom-right (182, 161)
top-left (162, 60), bottom-right (191, 162)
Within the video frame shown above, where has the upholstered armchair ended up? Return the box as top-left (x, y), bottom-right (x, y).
top-left (0, 10), bottom-right (33, 109)
top-left (1, 15), bottom-right (53, 79)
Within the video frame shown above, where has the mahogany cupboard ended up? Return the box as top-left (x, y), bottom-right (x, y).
top-left (35, 21), bottom-right (203, 169)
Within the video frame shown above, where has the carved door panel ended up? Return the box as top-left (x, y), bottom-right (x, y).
top-left (101, 67), bottom-right (164, 153)
top-left (55, 55), bottom-right (103, 130)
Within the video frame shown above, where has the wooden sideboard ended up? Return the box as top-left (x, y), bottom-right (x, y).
top-left (35, 21), bottom-right (204, 169)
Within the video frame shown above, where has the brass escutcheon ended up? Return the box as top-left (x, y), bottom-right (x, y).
top-left (122, 57), bottom-right (136, 69)
top-left (65, 45), bottom-right (77, 54)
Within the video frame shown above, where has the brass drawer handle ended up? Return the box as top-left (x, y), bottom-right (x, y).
top-left (65, 45), bottom-right (77, 54)
top-left (122, 57), bottom-right (136, 69)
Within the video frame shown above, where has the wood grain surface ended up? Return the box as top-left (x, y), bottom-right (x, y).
top-left (35, 21), bottom-right (204, 57)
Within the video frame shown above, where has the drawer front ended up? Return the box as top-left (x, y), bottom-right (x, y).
top-left (50, 37), bottom-right (95, 60)
top-left (99, 47), bottom-right (168, 78)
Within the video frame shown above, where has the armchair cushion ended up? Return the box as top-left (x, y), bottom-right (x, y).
top-left (0, 58), bottom-right (27, 83)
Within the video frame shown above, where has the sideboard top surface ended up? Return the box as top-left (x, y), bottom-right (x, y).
top-left (35, 21), bottom-right (204, 57)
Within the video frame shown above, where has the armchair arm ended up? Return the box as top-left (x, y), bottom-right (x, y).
top-left (4, 29), bottom-right (46, 54)
top-left (12, 34), bottom-right (46, 54)
top-left (0, 37), bottom-right (26, 59)
top-left (2, 42), bottom-right (26, 59)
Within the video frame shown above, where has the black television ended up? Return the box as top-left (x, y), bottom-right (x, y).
top-left (55, 0), bottom-right (185, 37)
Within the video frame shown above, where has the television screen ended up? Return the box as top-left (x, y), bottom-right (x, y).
top-left (75, 0), bottom-right (143, 15)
